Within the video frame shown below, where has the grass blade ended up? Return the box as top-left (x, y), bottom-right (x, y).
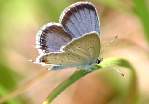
top-left (43, 57), bottom-right (138, 104)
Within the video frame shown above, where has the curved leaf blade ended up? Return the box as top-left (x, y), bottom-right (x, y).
top-left (43, 57), bottom-right (138, 104)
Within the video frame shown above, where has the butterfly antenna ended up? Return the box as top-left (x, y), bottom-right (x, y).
top-left (111, 35), bottom-right (118, 44)
top-left (104, 34), bottom-right (118, 47)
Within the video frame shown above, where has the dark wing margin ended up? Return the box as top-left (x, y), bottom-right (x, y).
top-left (59, 2), bottom-right (100, 38)
top-left (36, 23), bottom-right (72, 53)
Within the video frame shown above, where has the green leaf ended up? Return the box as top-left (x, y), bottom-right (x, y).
top-left (0, 86), bottom-right (20, 104)
top-left (133, 0), bottom-right (149, 43)
top-left (0, 63), bottom-right (19, 90)
top-left (43, 57), bottom-right (138, 104)
top-left (0, 56), bottom-right (24, 104)
top-left (97, 57), bottom-right (139, 104)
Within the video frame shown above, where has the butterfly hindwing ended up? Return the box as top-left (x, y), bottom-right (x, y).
top-left (63, 32), bottom-right (100, 62)
top-left (36, 23), bottom-right (72, 53)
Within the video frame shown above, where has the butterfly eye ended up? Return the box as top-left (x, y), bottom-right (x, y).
top-left (96, 58), bottom-right (102, 64)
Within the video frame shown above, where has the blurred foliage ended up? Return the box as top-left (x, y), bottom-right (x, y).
top-left (95, 0), bottom-right (131, 12)
top-left (0, 58), bottom-right (24, 103)
top-left (0, 0), bottom-right (148, 104)
top-left (33, 0), bottom-right (70, 22)
top-left (0, 53), bottom-right (24, 103)
top-left (133, 0), bottom-right (149, 43)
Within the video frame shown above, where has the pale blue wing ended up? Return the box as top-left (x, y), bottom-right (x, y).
top-left (60, 2), bottom-right (100, 38)
top-left (36, 23), bottom-right (72, 53)
top-left (37, 32), bottom-right (100, 70)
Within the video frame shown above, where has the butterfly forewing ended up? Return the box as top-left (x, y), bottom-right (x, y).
top-left (60, 2), bottom-right (100, 38)
top-left (38, 32), bottom-right (100, 68)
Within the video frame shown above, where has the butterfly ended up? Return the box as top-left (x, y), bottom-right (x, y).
top-left (35, 2), bottom-right (102, 70)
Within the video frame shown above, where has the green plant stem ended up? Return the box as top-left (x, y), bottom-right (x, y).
top-left (43, 57), bottom-right (138, 104)
top-left (96, 57), bottom-right (138, 104)
top-left (43, 70), bottom-right (92, 104)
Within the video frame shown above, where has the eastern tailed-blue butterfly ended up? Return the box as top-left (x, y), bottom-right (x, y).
top-left (35, 2), bottom-right (102, 70)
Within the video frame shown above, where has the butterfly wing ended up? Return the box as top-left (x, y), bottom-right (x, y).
top-left (37, 32), bottom-right (100, 69)
top-left (36, 23), bottom-right (72, 53)
top-left (63, 32), bottom-right (100, 63)
top-left (60, 2), bottom-right (100, 38)
top-left (36, 2), bottom-right (100, 53)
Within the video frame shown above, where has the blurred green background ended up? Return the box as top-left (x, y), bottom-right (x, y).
top-left (0, 0), bottom-right (149, 104)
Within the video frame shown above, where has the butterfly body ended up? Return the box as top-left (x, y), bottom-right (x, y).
top-left (35, 2), bottom-right (101, 70)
